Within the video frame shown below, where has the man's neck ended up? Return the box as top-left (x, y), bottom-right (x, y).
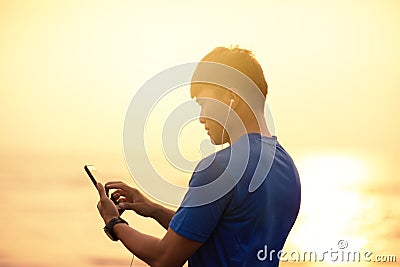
top-left (228, 114), bottom-right (271, 144)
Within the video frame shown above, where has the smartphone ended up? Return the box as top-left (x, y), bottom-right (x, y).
top-left (84, 165), bottom-right (99, 188)
top-left (84, 165), bottom-right (124, 215)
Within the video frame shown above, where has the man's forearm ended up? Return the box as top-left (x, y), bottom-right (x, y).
top-left (113, 224), bottom-right (163, 266)
top-left (150, 203), bottom-right (175, 230)
top-left (113, 223), bottom-right (200, 267)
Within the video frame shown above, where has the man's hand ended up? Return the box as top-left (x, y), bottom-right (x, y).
top-left (98, 181), bottom-right (202, 266)
top-left (96, 182), bottom-right (120, 224)
top-left (106, 181), bottom-right (156, 218)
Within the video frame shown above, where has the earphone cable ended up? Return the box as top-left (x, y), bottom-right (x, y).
top-left (221, 99), bottom-right (233, 150)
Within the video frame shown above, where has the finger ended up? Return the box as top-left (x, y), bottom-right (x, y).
top-left (105, 181), bottom-right (127, 188)
top-left (111, 189), bottom-right (127, 198)
top-left (111, 191), bottom-right (127, 203)
top-left (105, 182), bottom-right (131, 191)
top-left (117, 197), bottom-right (127, 203)
top-left (111, 193), bottom-right (120, 201)
top-left (106, 180), bottom-right (125, 185)
top-left (96, 182), bottom-right (107, 199)
top-left (105, 181), bottom-right (128, 189)
top-left (118, 202), bottom-right (134, 210)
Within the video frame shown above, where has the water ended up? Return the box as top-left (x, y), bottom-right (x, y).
top-left (1, 152), bottom-right (398, 266)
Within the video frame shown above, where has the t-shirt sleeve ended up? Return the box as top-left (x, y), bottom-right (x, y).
top-left (169, 155), bottom-right (233, 243)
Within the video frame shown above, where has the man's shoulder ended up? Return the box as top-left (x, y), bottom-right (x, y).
top-left (190, 149), bottom-right (230, 187)
top-left (195, 148), bottom-right (230, 171)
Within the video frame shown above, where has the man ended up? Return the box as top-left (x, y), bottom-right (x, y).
top-left (96, 47), bottom-right (301, 266)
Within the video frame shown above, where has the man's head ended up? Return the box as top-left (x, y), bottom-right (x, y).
top-left (190, 46), bottom-right (269, 145)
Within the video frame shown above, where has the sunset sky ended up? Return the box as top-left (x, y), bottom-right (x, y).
top-left (1, 1), bottom-right (399, 266)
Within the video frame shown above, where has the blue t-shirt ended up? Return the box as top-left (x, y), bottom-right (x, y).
top-left (169, 133), bottom-right (301, 266)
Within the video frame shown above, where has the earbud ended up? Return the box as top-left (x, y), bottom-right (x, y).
top-left (229, 99), bottom-right (234, 108)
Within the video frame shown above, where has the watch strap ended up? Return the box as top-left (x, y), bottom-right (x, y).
top-left (103, 217), bottom-right (128, 241)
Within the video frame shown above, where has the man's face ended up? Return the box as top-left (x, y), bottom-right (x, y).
top-left (193, 84), bottom-right (230, 145)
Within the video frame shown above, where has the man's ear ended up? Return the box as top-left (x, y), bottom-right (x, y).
top-left (228, 92), bottom-right (240, 109)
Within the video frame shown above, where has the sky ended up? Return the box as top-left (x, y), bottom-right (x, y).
top-left (0, 0), bottom-right (399, 266)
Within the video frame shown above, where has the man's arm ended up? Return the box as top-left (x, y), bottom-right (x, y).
top-left (96, 183), bottom-right (202, 266)
top-left (106, 181), bottom-right (175, 229)
top-left (113, 224), bottom-right (202, 267)
top-left (149, 202), bottom-right (175, 230)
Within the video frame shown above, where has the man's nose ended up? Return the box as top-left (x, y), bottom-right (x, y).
top-left (199, 108), bottom-right (206, 124)
top-left (199, 116), bottom-right (206, 124)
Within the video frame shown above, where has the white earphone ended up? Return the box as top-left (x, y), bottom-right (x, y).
top-left (221, 99), bottom-right (234, 149)
top-left (229, 98), bottom-right (234, 108)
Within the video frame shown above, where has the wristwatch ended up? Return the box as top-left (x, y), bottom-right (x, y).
top-left (103, 217), bottom-right (128, 241)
